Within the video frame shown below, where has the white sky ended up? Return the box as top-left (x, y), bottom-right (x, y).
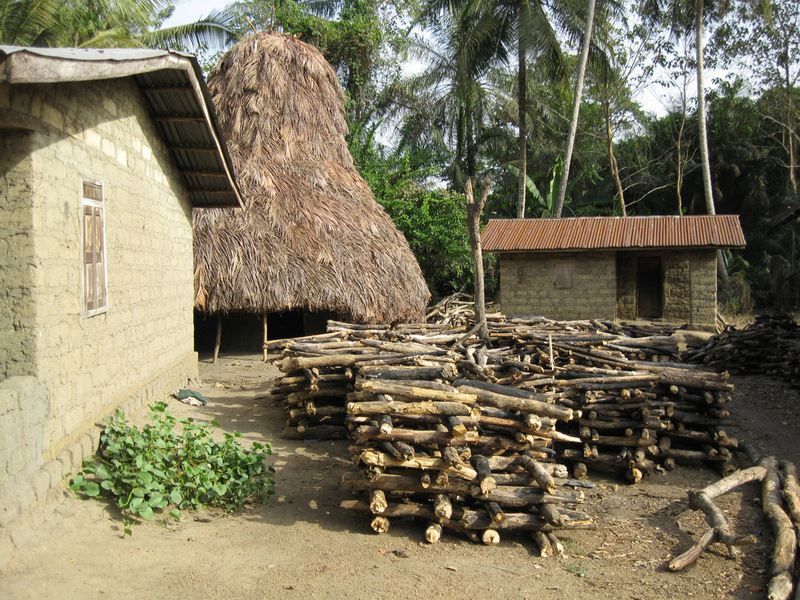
top-left (162, 1), bottom-right (693, 119)
top-left (163, 0), bottom-right (232, 28)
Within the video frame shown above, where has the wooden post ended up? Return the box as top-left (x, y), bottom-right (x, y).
top-left (213, 314), bottom-right (222, 364)
top-left (263, 313), bottom-right (269, 362)
top-left (465, 177), bottom-right (492, 341)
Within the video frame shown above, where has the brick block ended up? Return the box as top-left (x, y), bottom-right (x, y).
top-left (0, 496), bottom-right (19, 529)
top-left (27, 470), bottom-right (50, 501)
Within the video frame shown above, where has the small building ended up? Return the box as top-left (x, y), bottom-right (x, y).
top-left (481, 215), bottom-right (746, 329)
top-left (0, 46), bottom-right (241, 542)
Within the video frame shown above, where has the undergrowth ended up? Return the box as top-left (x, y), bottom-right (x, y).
top-left (70, 402), bottom-right (274, 533)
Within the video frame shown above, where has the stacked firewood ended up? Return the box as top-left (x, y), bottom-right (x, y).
top-left (686, 313), bottom-right (800, 385)
top-left (270, 315), bottom-right (738, 547)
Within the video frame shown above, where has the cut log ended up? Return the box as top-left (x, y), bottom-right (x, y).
top-left (533, 531), bottom-right (552, 557)
top-left (472, 455), bottom-right (497, 495)
top-left (434, 494), bottom-right (453, 519)
top-left (354, 449), bottom-right (478, 480)
top-left (455, 384), bottom-right (574, 421)
top-left (486, 502), bottom-right (506, 525)
top-left (348, 401), bottom-right (473, 417)
top-left (518, 455), bottom-right (556, 494)
top-left (340, 471), bottom-right (583, 507)
top-left (369, 489), bottom-right (388, 514)
top-left (481, 529), bottom-right (500, 545)
top-left (538, 503), bottom-right (564, 527)
top-left (761, 457), bottom-right (797, 600)
top-left (425, 522), bottom-right (443, 543)
top-left (547, 532), bottom-right (565, 557)
top-left (371, 516), bottom-right (390, 533)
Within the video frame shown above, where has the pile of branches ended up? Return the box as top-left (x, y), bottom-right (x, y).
top-left (685, 313), bottom-right (800, 385)
top-left (670, 444), bottom-right (800, 600)
top-left (269, 314), bottom-right (738, 550)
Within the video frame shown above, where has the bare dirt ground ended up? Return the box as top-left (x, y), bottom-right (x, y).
top-left (3, 353), bottom-right (800, 600)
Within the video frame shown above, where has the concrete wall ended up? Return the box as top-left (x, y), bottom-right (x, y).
top-left (498, 251), bottom-right (617, 320)
top-left (616, 250), bottom-right (718, 329)
top-left (0, 77), bottom-right (199, 545)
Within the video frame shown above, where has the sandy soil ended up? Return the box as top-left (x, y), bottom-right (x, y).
top-left (2, 353), bottom-right (799, 600)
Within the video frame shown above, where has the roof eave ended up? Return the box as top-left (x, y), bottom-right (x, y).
top-left (0, 46), bottom-right (243, 210)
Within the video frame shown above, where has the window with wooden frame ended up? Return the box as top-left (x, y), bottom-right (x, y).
top-left (553, 259), bottom-right (574, 289)
top-left (82, 180), bottom-right (107, 316)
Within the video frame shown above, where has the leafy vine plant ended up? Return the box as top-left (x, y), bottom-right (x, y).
top-left (70, 402), bottom-right (274, 536)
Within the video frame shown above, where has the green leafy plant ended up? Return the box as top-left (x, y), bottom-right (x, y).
top-left (70, 402), bottom-right (274, 527)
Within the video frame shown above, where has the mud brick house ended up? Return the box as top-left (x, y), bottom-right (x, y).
top-left (482, 215), bottom-right (746, 329)
top-left (0, 46), bottom-right (241, 546)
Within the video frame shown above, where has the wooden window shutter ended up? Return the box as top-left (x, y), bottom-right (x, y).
top-left (553, 259), bottom-right (574, 290)
top-left (82, 181), bottom-right (107, 315)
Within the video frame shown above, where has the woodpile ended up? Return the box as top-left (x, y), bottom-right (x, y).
top-left (269, 313), bottom-right (738, 550)
top-left (669, 443), bottom-right (800, 600)
top-left (686, 313), bottom-right (800, 385)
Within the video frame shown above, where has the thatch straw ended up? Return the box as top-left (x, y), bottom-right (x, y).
top-left (193, 32), bottom-right (430, 323)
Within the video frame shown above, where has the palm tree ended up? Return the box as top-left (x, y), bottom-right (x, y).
top-left (2, 0), bottom-right (237, 50)
top-left (421, 0), bottom-right (586, 217)
top-left (644, 0), bottom-right (729, 280)
top-left (1, 0), bottom-right (62, 45)
top-left (393, 4), bottom-right (507, 187)
top-left (643, 0), bottom-right (730, 216)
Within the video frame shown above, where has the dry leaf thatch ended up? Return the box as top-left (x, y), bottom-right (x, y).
top-left (193, 32), bottom-right (430, 323)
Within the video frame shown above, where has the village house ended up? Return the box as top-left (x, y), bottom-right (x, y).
top-left (481, 215), bottom-right (746, 330)
top-left (0, 46), bottom-right (241, 549)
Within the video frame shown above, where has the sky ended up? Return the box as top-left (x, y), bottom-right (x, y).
top-left (162, 0), bottom-right (685, 119)
top-left (163, 0), bottom-right (232, 29)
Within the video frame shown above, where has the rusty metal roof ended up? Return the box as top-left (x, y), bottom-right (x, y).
top-left (0, 46), bottom-right (242, 209)
top-left (481, 215), bottom-right (746, 252)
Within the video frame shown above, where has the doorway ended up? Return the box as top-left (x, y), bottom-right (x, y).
top-left (636, 257), bottom-right (663, 319)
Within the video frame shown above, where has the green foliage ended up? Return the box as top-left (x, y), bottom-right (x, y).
top-left (70, 402), bottom-right (274, 525)
top-left (384, 185), bottom-right (477, 298)
top-left (349, 121), bottom-right (483, 298)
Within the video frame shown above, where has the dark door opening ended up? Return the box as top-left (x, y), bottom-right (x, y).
top-left (636, 257), bottom-right (663, 319)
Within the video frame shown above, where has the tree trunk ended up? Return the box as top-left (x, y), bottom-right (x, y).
top-left (466, 178), bottom-right (491, 341)
top-left (603, 93), bottom-right (626, 215)
top-left (517, 39), bottom-right (527, 218)
top-left (695, 0), bottom-right (714, 216)
top-left (554, 0), bottom-right (596, 218)
top-left (694, 0), bottom-right (729, 284)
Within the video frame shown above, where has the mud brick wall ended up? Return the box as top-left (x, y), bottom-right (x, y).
top-left (0, 77), bottom-right (198, 542)
top-left (616, 250), bottom-right (718, 330)
top-left (498, 251), bottom-right (617, 320)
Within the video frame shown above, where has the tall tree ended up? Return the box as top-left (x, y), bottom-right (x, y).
top-left (395, 2), bottom-right (507, 186)
top-left (715, 0), bottom-right (799, 197)
top-left (644, 0), bottom-right (729, 216)
top-left (422, 0), bottom-right (583, 218)
top-left (644, 0), bottom-right (729, 282)
top-left (1, 0), bottom-right (237, 50)
top-left (553, 0), bottom-right (596, 218)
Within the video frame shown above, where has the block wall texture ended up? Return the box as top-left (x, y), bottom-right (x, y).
top-left (0, 78), bottom-right (199, 546)
top-left (498, 252), bottom-right (617, 320)
top-left (615, 250), bottom-right (717, 329)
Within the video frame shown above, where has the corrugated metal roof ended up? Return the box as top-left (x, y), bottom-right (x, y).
top-left (481, 215), bottom-right (746, 252)
top-left (0, 45), bottom-right (242, 209)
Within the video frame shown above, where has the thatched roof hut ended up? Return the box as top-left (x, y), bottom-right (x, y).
top-left (193, 32), bottom-right (430, 329)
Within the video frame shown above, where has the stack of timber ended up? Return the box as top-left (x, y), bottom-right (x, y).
top-left (686, 313), bottom-right (800, 385)
top-left (270, 314), bottom-right (738, 547)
